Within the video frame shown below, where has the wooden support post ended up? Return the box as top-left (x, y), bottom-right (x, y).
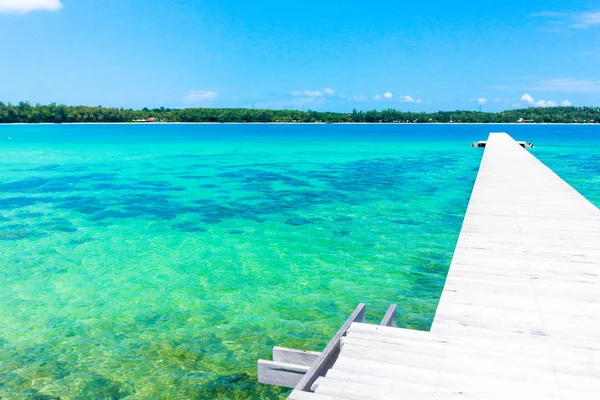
top-left (379, 304), bottom-right (397, 327)
top-left (292, 303), bottom-right (366, 392)
top-left (273, 347), bottom-right (321, 366)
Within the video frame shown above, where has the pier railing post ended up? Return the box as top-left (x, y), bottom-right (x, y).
top-left (379, 304), bottom-right (397, 327)
top-left (292, 303), bottom-right (366, 392)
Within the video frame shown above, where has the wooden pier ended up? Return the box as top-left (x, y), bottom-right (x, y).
top-left (259, 132), bottom-right (600, 399)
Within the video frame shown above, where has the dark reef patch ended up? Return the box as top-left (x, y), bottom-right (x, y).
top-left (69, 238), bottom-right (92, 246)
top-left (0, 157), bottom-right (459, 230)
top-left (284, 217), bottom-right (314, 226)
top-left (38, 219), bottom-right (78, 233)
top-left (172, 222), bottom-right (206, 233)
top-left (0, 173), bottom-right (116, 194)
top-left (19, 389), bottom-right (60, 400)
top-left (0, 231), bottom-right (29, 241)
top-left (78, 375), bottom-right (131, 399)
top-left (34, 164), bottom-right (89, 173)
top-left (58, 196), bottom-right (105, 214)
top-left (88, 210), bottom-right (136, 221)
top-left (0, 177), bottom-right (48, 192)
top-left (92, 181), bottom-right (185, 192)
top-left (14, 211), bottom-right (45, 219)
top-left (332, 230), bottom-right (351, 237)
top-left (191, 199), bottom-right (217, 206)
top-left (333, 216), bottom-right (353, 223)
top-left (216, 169), bottom-right (313, 188)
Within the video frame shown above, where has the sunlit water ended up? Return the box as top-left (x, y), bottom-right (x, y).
top-left (0, 124), bottom-right (599, 399)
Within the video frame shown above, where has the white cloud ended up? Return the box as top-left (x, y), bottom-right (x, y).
top-left (383, 92), bottom-right (393, 99)
top-left (398, 95), bottom-right (418, 103)
top-left (573, 12), bottom-right (600, 29)
top-left (494, 97), bottom-right (503, 103)
top-left (535, 100), bottom-right (557, 107)
top-left (339, 94), bottom-right (346, 99)
top-left (477, 98), bottom-right (487, 105)
top-left (292, 90), bottom-right (323, 97)
top-left (520, 93), bottom-right (559, 107)
top-left (292, 88), bottom-right (336, 97)
top-left (353, 95), bottom-right (367, 101)
top-left (415, 99), bottom-right (422, 104)
top-left (0, 0), bottom-right (62, 14)
top-left (372, 95), bottom-right (381, 100)
top-left (561, 100), bottom-right (572, 106)
top-left (184, 90), bottom-right (218, 103)
top-left (520, 93), bottom-right (535, 104)
top-left (534, 10), bottom-right (600, 30)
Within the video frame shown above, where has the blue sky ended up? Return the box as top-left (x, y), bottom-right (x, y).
top-left (0, 0), bottom-right (599, 111)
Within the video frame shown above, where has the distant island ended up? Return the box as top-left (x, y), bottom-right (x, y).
top-left (1, 102), bottom-right (599, 124)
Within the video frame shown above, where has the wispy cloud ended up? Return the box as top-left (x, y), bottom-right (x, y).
top-left (533, 11), bottom-right (568, 18)
top-left (184, 90), bottom-right (218, 103)
top-left (383, 92), bottom-right (393, 99)
top-left (491, 77), bottom-right (600, 94)
top-left (477, 98), bottom-right (487, 105)
top-left (372, 94), bottom-right (381, 100)
top-left (534, 10), bottom-right (600, 29)
top-left (561, 100), bottom-right (572, 106)
top-left (573, 12), bottom-right (600, 29)
top-left (292, 90), bottom-right (323, 97)
top-left (0, 0), bottom-right (62, 14)
top-left (292, 87), bottom-right (337, 98)
top-left (352, 95), bottom-right (367, 101)
top-left (537, 78), bottom-right (600, 93)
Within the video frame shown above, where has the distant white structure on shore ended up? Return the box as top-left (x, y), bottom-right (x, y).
top-left (517, 117), bottom-right (535, 123)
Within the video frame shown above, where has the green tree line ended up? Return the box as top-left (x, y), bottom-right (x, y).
top-left (1, 102), bottom-right (599, 124)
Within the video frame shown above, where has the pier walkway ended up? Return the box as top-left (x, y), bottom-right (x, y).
top-left (284, 133), bottom-right (600, 399)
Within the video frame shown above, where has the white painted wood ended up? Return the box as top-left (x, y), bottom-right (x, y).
top-left (293, 303), bottom-right (366, 392)
top-left (285, 133), bottom-right (600, 399)
top-left (273, 346), bottom-right (321, 366)
top-left (257, 359), bottom-right (310, 388)
top-left (287, 389), bottom-right (346, 400)
top-left (379, 304), bottom-right (397, 327)
top-left (313, 377), bottom-right (405, 399)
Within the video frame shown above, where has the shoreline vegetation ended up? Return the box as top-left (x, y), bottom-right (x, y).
top-left (1, 102), bottom-right (600, 124)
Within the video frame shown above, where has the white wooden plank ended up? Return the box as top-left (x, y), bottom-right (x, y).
top-left (288, 390), bottom-right (347, 400)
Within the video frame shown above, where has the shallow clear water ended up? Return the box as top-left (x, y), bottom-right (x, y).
top-left (0, 124), bottom-right (598, 399)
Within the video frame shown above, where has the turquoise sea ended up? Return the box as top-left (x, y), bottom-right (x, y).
top-left (1, 124), bottom-right (599, 399)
